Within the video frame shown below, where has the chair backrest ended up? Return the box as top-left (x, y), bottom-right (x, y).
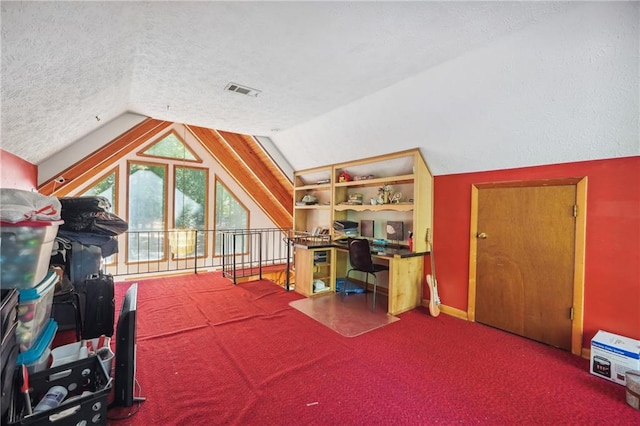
top-left (348, 238), bottom-right (374, 272)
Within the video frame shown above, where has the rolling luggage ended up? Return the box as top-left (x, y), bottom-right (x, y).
top-left (1, 288), bottom-right (19, 422)
top-left (77, 272), bottom-right (115, 339)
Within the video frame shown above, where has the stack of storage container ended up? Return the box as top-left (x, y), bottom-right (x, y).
top-left (0, 220), bottom-right (61, 374)
top-left (1, 190), bottom-right (113, 425)
top-left (0, 189), bottom-right (62, 423)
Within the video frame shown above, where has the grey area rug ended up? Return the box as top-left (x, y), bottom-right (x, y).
top-left (289, 292), bottom-right (399, 337)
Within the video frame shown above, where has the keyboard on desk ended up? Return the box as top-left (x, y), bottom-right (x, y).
top-left (333, 239), bottom-right (406, 255)
top-left (371, 245), bottom-right (388, 255)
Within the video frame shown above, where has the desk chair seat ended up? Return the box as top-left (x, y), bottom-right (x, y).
top-left (344, 238), bottom-right (389, 311)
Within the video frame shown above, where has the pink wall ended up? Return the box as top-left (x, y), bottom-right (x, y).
top-left (0, 149), bottom-right (37, 190)
top-left (433, 156), bottom-right (640, 346)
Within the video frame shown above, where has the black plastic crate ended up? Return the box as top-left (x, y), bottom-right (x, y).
top-left (8, 355), bottom-right (111, 425)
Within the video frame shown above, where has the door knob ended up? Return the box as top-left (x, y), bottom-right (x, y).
top-left (477, 232), bottom-right (488, 239)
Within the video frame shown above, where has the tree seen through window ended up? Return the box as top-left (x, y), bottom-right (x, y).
top-left (215, 179), bottom-right (248, 255)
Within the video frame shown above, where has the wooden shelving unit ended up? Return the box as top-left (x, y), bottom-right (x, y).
top-left (292, 149), bottom-right (433, 311)
top-left (293, 148), bottom-right (433, 252)
top-left (293, 247), bottom-right (335, 297)
top-left (293, 166), bottom-right (333, 237)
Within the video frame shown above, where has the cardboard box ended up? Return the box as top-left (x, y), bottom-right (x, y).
top-left (590, 330), bottom-right (640, 385)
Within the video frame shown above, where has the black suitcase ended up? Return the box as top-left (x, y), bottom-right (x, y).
top-left (1, 289), bottom-right (19, 422)
top-left (77, 272), bottom-right (115, 339)
top-left (1, 323), bottom-right (18, 423)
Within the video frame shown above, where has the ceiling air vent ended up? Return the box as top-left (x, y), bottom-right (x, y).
top-left (225, 82), bottom-right (261, 97)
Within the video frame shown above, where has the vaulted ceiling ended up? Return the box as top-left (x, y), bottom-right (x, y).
top-left (1, 2), bottom-right (638, 176)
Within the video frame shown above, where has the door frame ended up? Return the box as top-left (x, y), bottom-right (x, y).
top-left (467, 177), bottom-right (587, 356)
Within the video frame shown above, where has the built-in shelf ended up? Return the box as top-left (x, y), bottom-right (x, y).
top-left (333, 203), bottom-right (414, 212)
top-left (334, 174), bottom-right (415, 188)
top-left (293, 149), bottom-right (432, 251)
top-left (292, 149), bottom-right (433, 313)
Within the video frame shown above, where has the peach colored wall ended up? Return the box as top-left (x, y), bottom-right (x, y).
top-left (432, 156), bottom-right (640, 346)
top-left (0, 149), bottom-right (37, 190)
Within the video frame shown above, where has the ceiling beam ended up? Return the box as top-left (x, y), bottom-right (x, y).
top-left (217, 130), bottom-right (293, 213)
top-left (189, 125), bottom-right (293, 230)
top-left (39, 118), bottom-right (172, 196)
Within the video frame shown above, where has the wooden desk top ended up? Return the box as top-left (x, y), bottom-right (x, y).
top-left (294, 239), bottom-right (428, 259)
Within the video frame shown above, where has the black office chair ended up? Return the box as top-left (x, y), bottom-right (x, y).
top-left (344, 238), bottom-right (389, 311)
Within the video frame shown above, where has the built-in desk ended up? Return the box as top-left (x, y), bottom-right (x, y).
top-left (293, 239), bottom-right (428, 315)
top-left (331, 240), bottom-right (424, 258)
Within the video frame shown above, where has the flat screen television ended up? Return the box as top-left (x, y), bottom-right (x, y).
top-left (109, 283), bottom-right (145, 408)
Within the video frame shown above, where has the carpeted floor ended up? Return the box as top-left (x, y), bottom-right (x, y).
top-left (52, 273), bottom-right (639, 425)
top-left (289, 292), bottom-right (399, 337)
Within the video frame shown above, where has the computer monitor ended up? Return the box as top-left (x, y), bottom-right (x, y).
top-left (109, 283), bottom-right (145, 409)
top-left (360, 220), bottom-right (374, 238)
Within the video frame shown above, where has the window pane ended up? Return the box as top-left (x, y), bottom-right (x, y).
top-left (143, 132), bottom-right (196, 160)
top-left (174, 167), bottom-right (206, 257)
top-left (128, 163), bottom-right (166, 261)
top-left (80, 172), bottom-right (115, 210)
top-left (215, 180), bottom-right (248, 255)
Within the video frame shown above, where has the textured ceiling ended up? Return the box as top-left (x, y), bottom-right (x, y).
top-left (0, 1), bottom-right (577, 167)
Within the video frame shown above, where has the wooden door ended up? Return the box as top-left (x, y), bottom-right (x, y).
top-left (474, 184), bottom-right (576, 350)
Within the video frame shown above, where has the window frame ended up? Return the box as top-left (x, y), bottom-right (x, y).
top-left (172, 164), bottom-right (209, 259)
top-left (214, 176), bottom-right (250, 257)
top-left (125, 160), bottom-right (169, 265)
top-left (136, 129), bottom-right (203, 163)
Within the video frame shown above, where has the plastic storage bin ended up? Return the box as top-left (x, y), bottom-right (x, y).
top-left (16, 271), bottom-right (57, 351)
top-left (9, 354), bottom-right (111, 425)
top-left (16, 319), bottom-right (57, 374)
top-left (51, 337), bottom-right (114, 376)
top-left (0, 220), bottom-right (62, 290)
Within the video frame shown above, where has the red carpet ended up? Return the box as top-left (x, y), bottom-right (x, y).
top-left (57, 273), bottom-right (637, 425)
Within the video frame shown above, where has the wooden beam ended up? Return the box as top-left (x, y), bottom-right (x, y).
top-left (189, 125), bottom-right (292, 230)
top-left (39, 118), bottom-right (172, 196)
top-left (217, 130), bottom-right (292, 214)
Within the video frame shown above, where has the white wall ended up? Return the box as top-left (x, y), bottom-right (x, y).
top-left (254, 135), bottom-right (294, 182)
top-left (271, 2), bottom-right (639, 176)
